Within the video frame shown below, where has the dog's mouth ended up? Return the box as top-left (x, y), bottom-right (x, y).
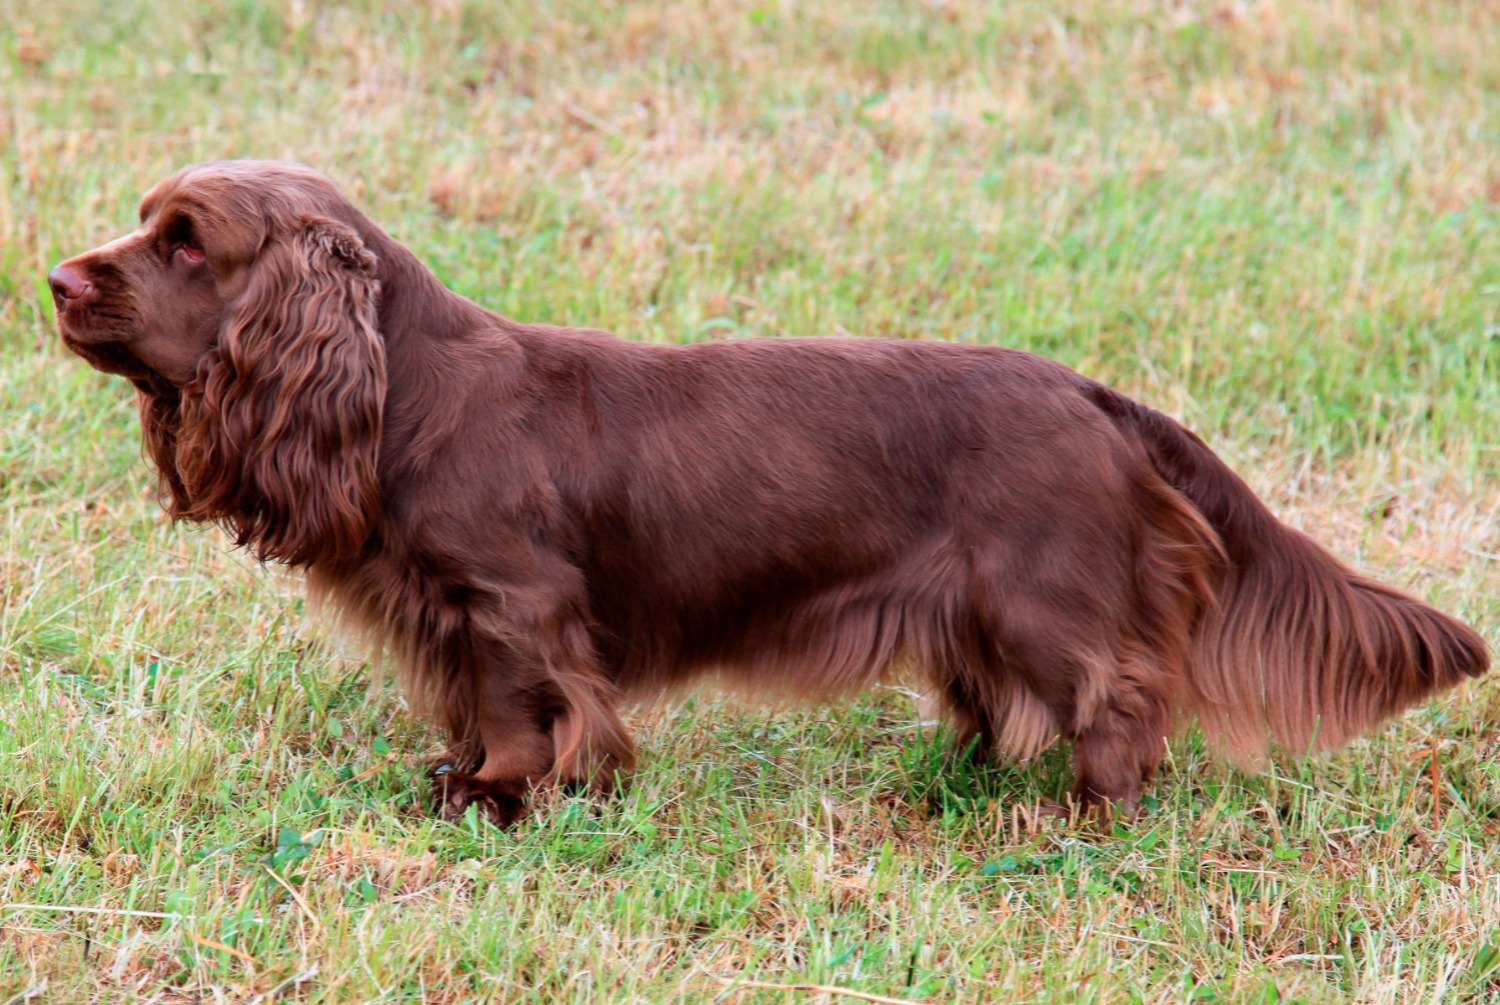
top-left (53, 286), bottom-right (157, 378)
top-left (62, 333), bottom-right (150, 379)
top-left (60, 331), bottom-right (160, 382)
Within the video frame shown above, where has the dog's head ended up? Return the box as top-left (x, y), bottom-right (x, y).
top-left (50, 161), bottom-right (387, 566)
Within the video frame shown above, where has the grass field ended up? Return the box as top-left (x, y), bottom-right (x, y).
top-left (3, 1), bottom-right (1500, 1001)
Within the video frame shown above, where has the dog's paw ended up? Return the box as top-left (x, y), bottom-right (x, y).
top-left (1030, 794), bottom-right (1143, 827)
top-left (432, 769), bottom-right (529, 827)
top-left (1031, 797), bottom-right (1076, 822)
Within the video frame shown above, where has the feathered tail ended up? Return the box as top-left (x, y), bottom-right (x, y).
top-left (1084, 381), bottom-right (1489, 762)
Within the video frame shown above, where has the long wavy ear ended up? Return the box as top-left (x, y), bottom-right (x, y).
top-left (176, 215), bottom-right (386, 567)
top-left (137, 386), bottom-right (189, 509)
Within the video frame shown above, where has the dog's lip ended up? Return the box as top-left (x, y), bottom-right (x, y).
top-left (59, 329), bottom-right (158, 381)
top-left (56, 309), bottom-right (116, 344)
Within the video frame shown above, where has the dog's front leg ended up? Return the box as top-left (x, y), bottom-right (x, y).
top-left (433, 608), bottom-right (634, 826)
top-left (434, 645), bottom-right (560, 825)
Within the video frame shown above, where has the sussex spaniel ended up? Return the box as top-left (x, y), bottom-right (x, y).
top-left (50, 161), bottom-right (1488, 823)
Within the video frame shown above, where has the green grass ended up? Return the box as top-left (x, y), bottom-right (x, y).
top-left (2, 0), bottom-right (1500, 1001)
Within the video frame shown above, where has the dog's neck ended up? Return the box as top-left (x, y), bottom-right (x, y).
top-left (362, 225), bottom-right (508, 347)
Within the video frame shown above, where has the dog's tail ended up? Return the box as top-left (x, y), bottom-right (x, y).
top-left (1083, 380), bottom-right (1488, 762)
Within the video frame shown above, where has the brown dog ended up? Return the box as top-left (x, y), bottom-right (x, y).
top-left (50, 161), bottom-right (1488, 823)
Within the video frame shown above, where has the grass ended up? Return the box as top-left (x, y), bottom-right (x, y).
top-left (2, 0), bottom-right (1499, 1001)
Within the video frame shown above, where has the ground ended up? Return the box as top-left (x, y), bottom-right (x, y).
top-left (1, 1), bottom-right (1498, 1002)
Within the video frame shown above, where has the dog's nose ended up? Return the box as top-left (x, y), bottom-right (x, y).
top-left (48, 264), bottom-right (93, 308)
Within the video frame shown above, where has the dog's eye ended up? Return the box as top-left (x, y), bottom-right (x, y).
top-left (164, 213), bottom-right (204, 265)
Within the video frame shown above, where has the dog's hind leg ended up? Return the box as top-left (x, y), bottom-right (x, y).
top-left (964, 550), bottom-right (1175, 815)
top-left (998, 619), bottom-right (1170, 814)
top-left (939, 665), bottom-right (1059, 768)
top-left (941, 674), bottom-right (997, 763)
top-left (1063, 649), bottom-right (1172, 814)
top-left (1063, 472), bottom-right (1216, 813)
